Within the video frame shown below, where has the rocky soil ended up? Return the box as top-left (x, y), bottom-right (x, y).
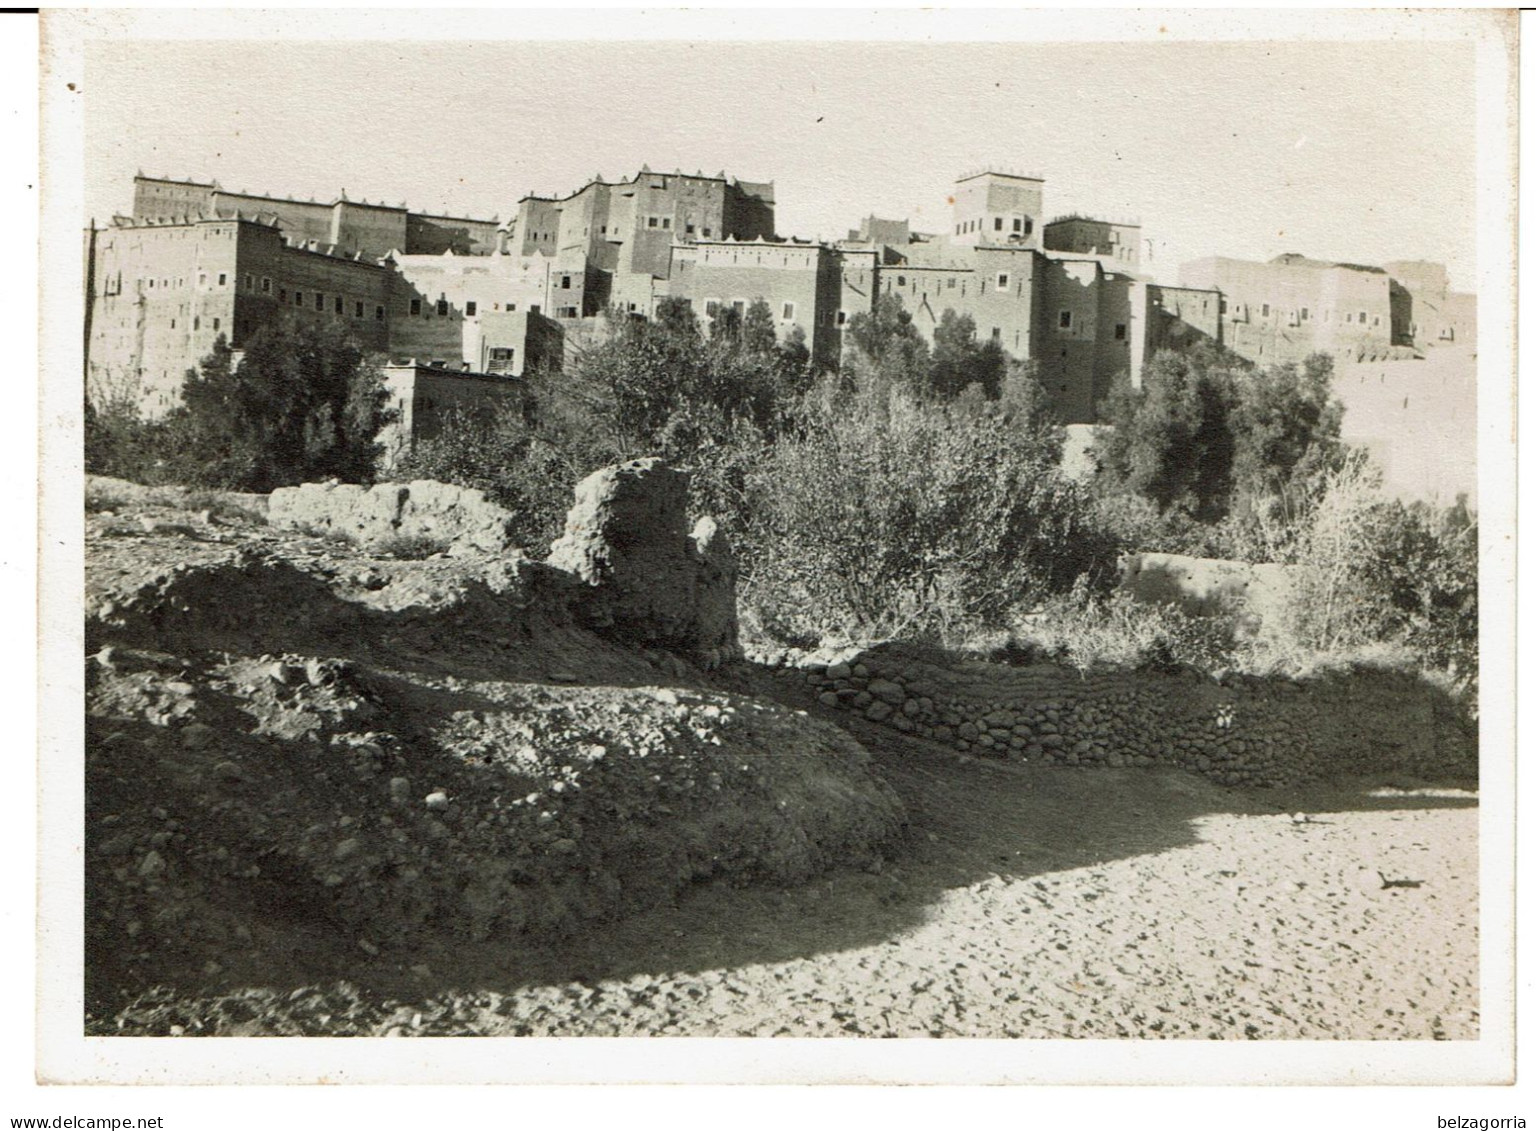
top-left (100, 730), bottom-right (1478, 1039)
top-left (82, 475), bottom-right (1479, 1041)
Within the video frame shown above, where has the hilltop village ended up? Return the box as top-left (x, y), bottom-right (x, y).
top-left (85, 166), bottom-right (1477, 433)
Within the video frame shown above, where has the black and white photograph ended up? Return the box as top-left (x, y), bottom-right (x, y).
top-left (28, 5), bottom-right (1520, 1109)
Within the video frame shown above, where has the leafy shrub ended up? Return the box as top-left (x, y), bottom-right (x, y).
top-left (85, 316), bottom-right (393, 493)
top-left (392, 401), bottom-right (576, 555)
top-left (1004, 581), bottom-right (1239, 674)
top-left (1097, 345), bottom-right (1343, 531)
top-left (726, 383), bottom-right (1120, 644)
top-left (1266, 454), bottom-right (1477, 685)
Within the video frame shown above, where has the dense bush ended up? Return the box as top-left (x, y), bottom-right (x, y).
top-left (1096, 345), bottom-right (1344, 541)
top-left (721, 381), bottom-right (1120, 644)
top-left (1267, 454), bottom-right (1478, 685)
top-left (998, 581), bottom-right (1240, 675)
top-left (390, 399), bottom-right (579, 553)
top-left (87, 288), bottom-right (1474, 689)
top-left (1081, 346), bottom-right (1475, 685)
top-left (85, 316), bottom-right (392, 492)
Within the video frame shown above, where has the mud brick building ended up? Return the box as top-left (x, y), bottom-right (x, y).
top-left (85, 166), bottom-right (1474, 429)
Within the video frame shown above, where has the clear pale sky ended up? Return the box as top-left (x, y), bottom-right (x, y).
top-left (82, 35), bottom-right (1479, 290)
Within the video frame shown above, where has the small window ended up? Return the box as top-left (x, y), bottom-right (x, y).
top-left (217, 273), bottom-right (226, 286)
top-left (244, 274), bottom-right (254, 291)
top-left (198, 273), bottom-right (207, 288)
top-left (487, 347), bottom-right (515, 373)
top-left (648, 217), bottom-right (659, 228)
top-left (506, 302), bottom-right (516, 312)
top-left (704, 299), bottom-right (720, 317)
top-left (465, 301), bottom-right (477, 317)
top-left (897, 275), bottom-right (906, 287)
top-left (782, 301), bottom-right (795, 320)
top-left (1115, 323), bottom-right (1127, 341)
top-left (294, 291), bottom-right (304, 306)
top-left (212, 317), bottom-right (220, 331)
top-left (355, 301), bottom-right (364, 317)
top-left (993, 218), bottom-right (1003, 232)
top-left (169, 318), bottom-right (175, 329)
top-left (279, 288), bottom-right (287, 303)
top-left (334, 295), bottom-right (343, 314)
top-left (262, 277), bottom-right (271, 294)
top-left (1262, 303), bottom-right (1270, 318)
top-left (662, 218), bottom-right (671, 230)
top-left (437, 299), bottom-right (449, 317)
top-left (375, 305), bottom-right (385, 321)
top-left (193, 316), bottom-right (200, 331)
top-left (558, 305), bottom-right (579, 318)
top-left (1024, 219), bottom-right (1033, 236)
top-left (836, 310), bottom-right (847, 326)
top-left (991, 327), bottom-right (1001, 339)
top-left (410, 298), bottom-right (422, 316)
top-left (1358, 311), bottom-right (1368, 324)
top-left (315, 293), bottom-right (325, 311)
top-left (947, 278), bottom-right (956, 290)
top-left (1300, 307), bottom-right (1309, 321)
top-left (996, 272), bottom-right (1010, 291)
top-left (685, 224), bottom-right (695, 235)
top-left (1012, 218), bottom-right (1022, 233)
top-left (560, 275), bottom-right (571, 290)
top-left (1059, 310), bottom-right (1073, 329)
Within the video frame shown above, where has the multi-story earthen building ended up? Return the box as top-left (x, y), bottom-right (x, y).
top-left (85, 166), bottom-right (1475, 432)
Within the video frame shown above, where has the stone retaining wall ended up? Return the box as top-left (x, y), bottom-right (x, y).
top-left (761, 641), bottom-right (1475, 788)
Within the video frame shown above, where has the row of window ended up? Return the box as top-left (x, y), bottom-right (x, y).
top-left (122, 270), bottom-right (231, 294)
top-left (1220, 298), bottom-right (1381, 328)
top-left (407, 297), bottom-right (547, 317)
top-left (641, 216), bottom-right (714, 239)
top-left (405, 277), bottom-right (576, 321)
top-left (955, 217), bottom-right (1033, 237)
top-left (879, 270), bottom-right (1022, 297)
top-left (270, 284), bottom-right (385, 322)
top-left (701, 298), bottom-right (799, 321)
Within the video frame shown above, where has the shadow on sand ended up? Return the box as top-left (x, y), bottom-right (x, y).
top-left (84, 555), bottom-right (1479, 1022)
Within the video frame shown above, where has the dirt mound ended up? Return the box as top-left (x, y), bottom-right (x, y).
top-left (85, 475), bottom-right (904, 1021)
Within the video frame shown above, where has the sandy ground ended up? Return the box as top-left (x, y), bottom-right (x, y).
top-left (109, 723), bottom-right (1477, 1039)
top-left (86, 486), bottom-right (1478, 1040)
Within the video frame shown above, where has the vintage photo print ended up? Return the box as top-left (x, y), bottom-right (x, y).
top-left (36, 7), bottom-right (1517, 1094)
